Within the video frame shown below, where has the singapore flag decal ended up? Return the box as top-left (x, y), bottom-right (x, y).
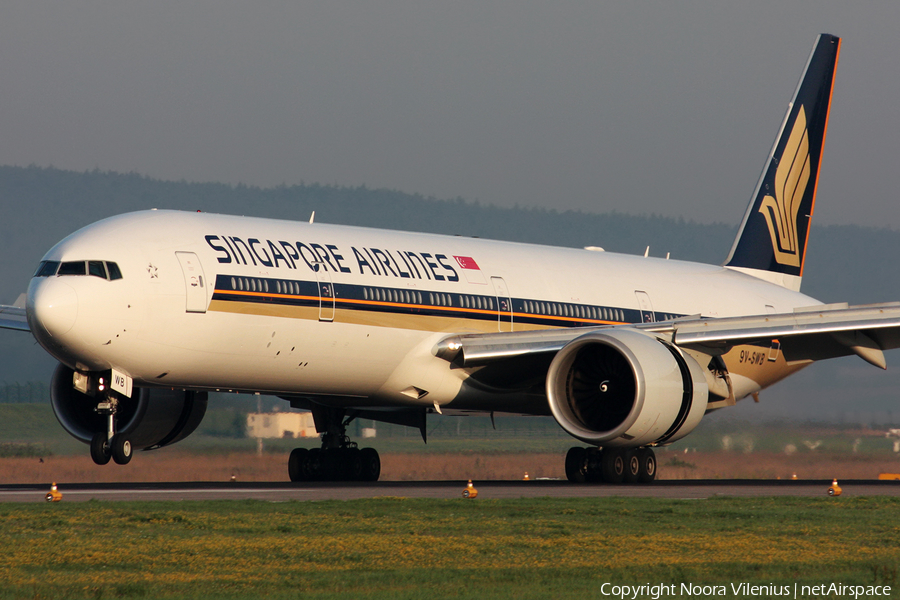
top-left (454, 255), bottom-right (486, 284)
top-left (454, 256), bottom-right (480, 270)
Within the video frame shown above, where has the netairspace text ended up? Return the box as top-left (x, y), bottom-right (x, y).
top-left (599, 582), bottom-right (892, 599)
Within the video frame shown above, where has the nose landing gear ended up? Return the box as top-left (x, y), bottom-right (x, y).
top-left (89, 396), bottom-right (133, 466)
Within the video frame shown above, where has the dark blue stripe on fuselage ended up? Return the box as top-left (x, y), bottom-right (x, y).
top-left (211, 274), bottom-right (682, 327)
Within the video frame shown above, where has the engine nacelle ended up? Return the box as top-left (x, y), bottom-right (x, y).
top-left (546, 329), bottom-right (708, 447)
top-left (50, 363), bottom-right (208, 450)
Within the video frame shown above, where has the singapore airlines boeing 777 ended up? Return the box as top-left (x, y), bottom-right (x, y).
top-left (2, 34), bottom-right (897, 483)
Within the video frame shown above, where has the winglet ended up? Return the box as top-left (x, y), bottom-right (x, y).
top-left (724, 34), bottom-right (841, 292)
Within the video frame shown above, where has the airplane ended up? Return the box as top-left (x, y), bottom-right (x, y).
top-left (2, 33), bottom-right (898, 484)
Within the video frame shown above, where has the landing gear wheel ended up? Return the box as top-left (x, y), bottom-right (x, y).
top-left (600, 448), bottom-right (625, 484)
top-left (343, 448), bottom-right (363, 481)
top-left (90, 432), bottom-right (111, 466)
top-left (623, 450), bottom-right (641, 484)
top-left (636, 447), bottom-right (657, 483)
top-left (288, 448), bottom-right (309, 482)
top-left (565, 447), bottom-right (587, 483)
top-left (360, 448), bottom-right (381, 482)
top-left (110, 435), bottom-right (133, 465)
top-left (305, 448), bottom-right (323, 481)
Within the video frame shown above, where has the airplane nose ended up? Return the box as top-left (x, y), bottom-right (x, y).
top-left (27, 278), bottom-right (78, 338)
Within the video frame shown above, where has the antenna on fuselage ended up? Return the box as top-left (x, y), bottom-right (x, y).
top-left (309, 211), bottom-right (315, 224)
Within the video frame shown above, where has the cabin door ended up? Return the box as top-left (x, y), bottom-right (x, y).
top-left (491, 276), bottom-right (513, 332)
top-left (634, 290), bottom-right (655, 323)
top-left (315, 259), bottom-right (335, 322)
top-left (175, 252), bottom-right (208, 313)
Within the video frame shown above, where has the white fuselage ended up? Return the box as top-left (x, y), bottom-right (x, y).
top-left (25, 210), bottom-right (820, 413)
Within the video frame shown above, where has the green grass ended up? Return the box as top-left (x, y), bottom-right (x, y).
top-left (1, 496), bottom-right (898, 599)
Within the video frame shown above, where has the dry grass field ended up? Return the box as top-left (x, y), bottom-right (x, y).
top-left (1, 448), bottom-right (899, 484)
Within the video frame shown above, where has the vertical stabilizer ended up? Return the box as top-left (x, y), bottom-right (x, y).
top-left (724, 34), bottom-right (840, 292)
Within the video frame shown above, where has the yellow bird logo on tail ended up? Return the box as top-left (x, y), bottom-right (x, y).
top-left (758, 105), bottom-right (810, 267)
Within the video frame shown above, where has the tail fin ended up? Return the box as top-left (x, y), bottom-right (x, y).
top-left (724, 34), bottom-right (841, 292)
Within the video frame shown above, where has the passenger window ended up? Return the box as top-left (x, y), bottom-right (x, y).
top-left (58, 261), bottom-right (87, 276)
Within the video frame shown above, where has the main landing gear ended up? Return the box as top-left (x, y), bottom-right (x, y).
top-left (565, 446), bottom-right (656, 484)
top-left (89, 396), bottom-right (133, 466)
top-left (287, 409), bottom-right (380, 482)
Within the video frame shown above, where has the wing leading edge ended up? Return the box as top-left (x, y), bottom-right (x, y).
top-left (0, 305), bottom-right (29, 332)
top-left (435, 303), bottom-right (900, 371)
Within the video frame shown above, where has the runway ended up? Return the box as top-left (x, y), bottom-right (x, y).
top-left (2, 479), bottom-right (900, 503)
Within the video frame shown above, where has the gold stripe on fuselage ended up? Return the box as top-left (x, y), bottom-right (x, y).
top-left (209, 298), bottom-right (803, 393)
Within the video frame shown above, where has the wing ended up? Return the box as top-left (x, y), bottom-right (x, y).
top-left (0, 305), bottom-right (29, 332)
top-left (435, 302), bottom-right (900, 370)
top-left (671, 303), bottom-right (900, 368)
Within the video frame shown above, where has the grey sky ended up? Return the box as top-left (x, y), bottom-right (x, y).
top-left (1, 1), bottom-right (899, 227)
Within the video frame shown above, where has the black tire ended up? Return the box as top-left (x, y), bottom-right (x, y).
top-left (565, 447), bottom-right (587, 483)
top-left (319, 448), bottom-right (340, 481)
top-left (305, 448), bottom-right (322, 481)
top-left (600, 448), bottom-right (625, 484)
top-left (111, 435), bottom-right (133, 465)
top-left (584, 447), bottom-right (603, 482)
top-left (636, 447), bottom-right (657, 483)
top-left (288, 448), bottom-right (308, 482)
top-left (623, 450), bottom-right (641, 484)
top-left (90, 432), bottom-right (111, 466)
top-left (360, 448), bottom-right (380, 482)
top-left (343, 448), bottom-right (363, 481)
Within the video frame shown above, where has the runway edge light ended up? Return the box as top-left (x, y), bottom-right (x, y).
top-left (45, 483), bottom-right (62, 503)
top-left (828, 479), bottom-right (842, 496)
top-left (462, 480), bottom-right (478, 498)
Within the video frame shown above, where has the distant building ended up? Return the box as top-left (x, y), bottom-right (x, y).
top-left (246, 412), bottom-right (318, 439)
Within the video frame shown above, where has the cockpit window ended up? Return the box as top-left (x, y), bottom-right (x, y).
top-left (88, 261), bottom-right (106, 279)
top-left (36, 260), bottom-right (124, 281)
top-left (107, 262), bottom-right (123, 280)
top-left (34, 261), bottom-right (60, 277)
top-left (58, 261), bottom-right (87, 276)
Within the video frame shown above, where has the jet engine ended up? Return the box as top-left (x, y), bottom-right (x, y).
top-left (546, 329), bottom-right (708, 447)
top-left (50, 364), bottom-right (207, 450)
